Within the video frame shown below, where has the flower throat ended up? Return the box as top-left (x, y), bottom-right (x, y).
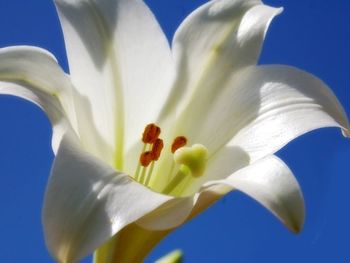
top-left (134, 123), bottom-right (209, 196)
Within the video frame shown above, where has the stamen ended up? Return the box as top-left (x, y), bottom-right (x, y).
top-left (144, 162), bottom-right (155, 186)
top-left (142, 123), bottom-right (161, 144)
top-left (140, 167), bottom-right (148, 185)
top-left (143, 139), bottom-right (164, 186)
top-left (139, 151), bottom-right (153, 184)
top-left (151, 138), bottom-right (164, 161)
top-left (171, 136), bottom-right (187, 153)
top-left (140, 151), bottom-right (153, 167)
top-left (134, 143), bottom-right (147, 181)
top-left (136, 124), bottom-right (162, 184)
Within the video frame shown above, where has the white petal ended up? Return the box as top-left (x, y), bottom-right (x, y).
top-left (159, 0), bottom-right (281, 122)
top-left (178, 65), bottom-right (349, 161)
top-left (138, 63), bottom-right (348, 233)
top-left (138, 155), bottom-right (304, 233)
top-left (204, 155), bottom-right (305, 233)
top-left (135, 196), bottom-right (196, 231)
top-left (137, 184), bottom-right (231, 231)
top-left (178, 146), bottom-right (251, 196)
top-left (226, 65), bottom-right (349, 161)
top-left (136, 147), bottom-right (248, 230)
top-left (0, 46), bottom-right (76, 152)
top-left (43, 133), bottom-right (178, 263)
top-left (54, 0), bottom-right (174, 164)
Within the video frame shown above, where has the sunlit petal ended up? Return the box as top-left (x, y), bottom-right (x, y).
top-left (204, 155), bottom-right (305, 233)
top-left (138, 154), bottom-right (304, 233)
top-left (178, 65), bottom-right (349, 160)
top-left (177, 146), bottom-right (250, 196)
top-left (54, 0), bottom-right (174, 164)
top-left (159, 0), bottom-right (281, 122)
top-left (225, 65), bottom-right (349, 161)
top-left (43, 133), bottom-right (184, 263)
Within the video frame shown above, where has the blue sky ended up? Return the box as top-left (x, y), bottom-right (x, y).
top-left (0, 0), bottom-right (349, 262)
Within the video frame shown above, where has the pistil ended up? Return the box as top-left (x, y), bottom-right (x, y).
top-left (162, 144), bottom-right (209, 195)
top-left (144, 139), bottom-right (164, 186)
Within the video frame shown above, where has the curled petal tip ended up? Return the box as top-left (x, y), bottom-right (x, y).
top-left (287, 213), bottom-right (305, 234)
top-left (342, 128), bottom-right (350, 138)
top-left (282, 191), bottom-right (305, 234)
top-left (291, 225), bottom-right (302, 235)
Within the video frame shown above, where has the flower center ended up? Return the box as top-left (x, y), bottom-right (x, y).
top-left (133, 123), bottom-right (209, 196)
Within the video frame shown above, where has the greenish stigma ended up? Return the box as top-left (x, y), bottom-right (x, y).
top-left (174, 144), bottom-right (208, 177)
top-left (163, 144), bottom-right (209, 195)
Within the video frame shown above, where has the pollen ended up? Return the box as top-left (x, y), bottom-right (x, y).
top-left (140, 151), bottom-right (153, 167)
top-left (142, 123), bottom-right (161, 144)
top-left (171, 136), bottom-right (187, 153)
top-left (151, 138), bottom-right (164, 161)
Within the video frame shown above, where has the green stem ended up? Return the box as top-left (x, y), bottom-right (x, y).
top-left (93, 224), bottom-right (171, 263)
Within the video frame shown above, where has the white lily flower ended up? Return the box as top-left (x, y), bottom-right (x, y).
top-left (0, 0), bottom-right (349, 262)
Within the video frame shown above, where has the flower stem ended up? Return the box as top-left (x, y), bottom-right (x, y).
top-left (94, 223), bottom-right (171, 263)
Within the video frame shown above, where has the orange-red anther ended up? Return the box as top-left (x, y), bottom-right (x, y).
top-left (151, 138), bottom-right (164, 161)
top-left (140, 151), bottom-right (153, 167)
top-left (142, 123), bottom-right (161, 144)
top-left (171, 136), bottom-right (187, 153)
